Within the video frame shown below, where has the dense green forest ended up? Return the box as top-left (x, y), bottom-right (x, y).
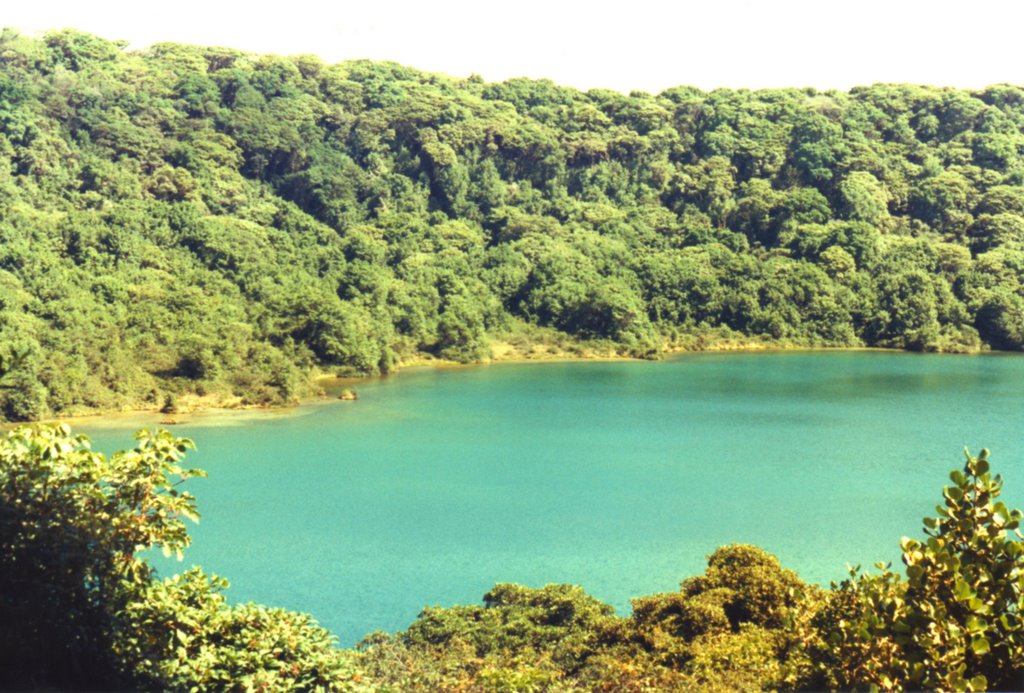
top-left (1, 29), bottom-right (1023, 420)
top-left (2, 423), bottom-right (1021, 691)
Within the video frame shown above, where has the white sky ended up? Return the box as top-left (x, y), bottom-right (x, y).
top-left (5, 0), bottom-right (1023, 93)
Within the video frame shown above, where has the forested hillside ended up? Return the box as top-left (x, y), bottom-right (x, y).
top-left (1, 28), bottom-right (1023, 420)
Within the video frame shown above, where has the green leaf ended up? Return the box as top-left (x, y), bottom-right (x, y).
top-left (970, 637), bottom-right (990, 655)
top-left (955, 579), bottom-right (973, 601)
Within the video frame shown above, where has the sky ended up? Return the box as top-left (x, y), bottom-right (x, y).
top-left (5, 0), bottom-right (1023, 94)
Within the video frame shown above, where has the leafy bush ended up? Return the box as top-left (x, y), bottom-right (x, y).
top-left (0, 423), bottom-right (201, 688)
top-left (124, 569), bottom-right (360, 690)
top-left (0, 424), bottom-right (361, 691)
top-left (808, 449), bottom-right (1024, 691)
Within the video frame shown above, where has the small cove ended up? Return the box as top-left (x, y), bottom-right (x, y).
top-left (80, 351), bottom-right (1024, 646)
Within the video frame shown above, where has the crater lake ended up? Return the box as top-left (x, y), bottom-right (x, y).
top-left (81, 351), bottom-right (1024, 646)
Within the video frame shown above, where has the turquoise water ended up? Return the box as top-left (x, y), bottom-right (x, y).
top-left (82, 352), bottom-right (1024, 646)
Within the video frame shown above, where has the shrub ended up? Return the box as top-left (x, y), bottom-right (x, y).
top-left (810, 449), bottom-right (1024, 691)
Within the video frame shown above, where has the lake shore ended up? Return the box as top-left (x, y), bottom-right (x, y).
top-left (18, 336), bottom-right (982, 432)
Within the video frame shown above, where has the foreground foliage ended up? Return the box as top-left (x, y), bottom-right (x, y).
top-left (0, 423), bottom-right (201, 687)
top-left (1, 424), bottom-right (1021, 690)
top-left (356, 449), bottom-right (1024, 692)
top-left (807, 449), bottom-right (1024, 692)
top-left (0, 424), bottom-right (360, 691)
top-left (2, 29), bottom-right (1024, 419)
top-left (125, 569), bottom-right (359, 691)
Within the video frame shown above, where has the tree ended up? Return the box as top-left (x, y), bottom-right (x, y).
top-left (839, 171), bottom-right (890, 224)
top-left (866, 270), bottom-right (943, 350)
top-left (910, 171), bottom-right (976, 238)
top-left (976, 289), bottom-right (1024, 350)
top-left (435, 294), bottom-right (491, 362)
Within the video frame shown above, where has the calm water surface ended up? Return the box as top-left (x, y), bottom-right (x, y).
top-left (83, 352), bottom-right (1024, 646)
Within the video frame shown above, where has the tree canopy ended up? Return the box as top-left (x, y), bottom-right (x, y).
top-left (0, 28), bottom-right (1022, 422)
